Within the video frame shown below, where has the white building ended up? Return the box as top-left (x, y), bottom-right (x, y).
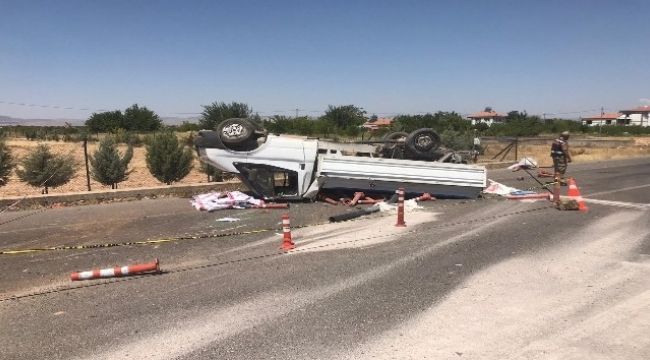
top-left (467, 108), bottom-right (506, 126)
top-left (618, 106), bottom-right (650, 126)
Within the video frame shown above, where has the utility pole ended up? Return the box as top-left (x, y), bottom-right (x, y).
top-left (83, 139), bottom-right (91, 191)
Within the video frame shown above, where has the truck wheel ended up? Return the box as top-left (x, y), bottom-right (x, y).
top-left (194, 130), bottom-right (225, 150)
top-left (217, 118), bottom-right (256, 146)
top-left (406, 128), bottom-right (441, 154)
top-left (382, 132), bottom-right (408, 150)
top-left (380, 132), bottom-right (408, 158)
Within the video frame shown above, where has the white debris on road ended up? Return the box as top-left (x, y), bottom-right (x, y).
top-left (190, 191), bottom-right (264, 211)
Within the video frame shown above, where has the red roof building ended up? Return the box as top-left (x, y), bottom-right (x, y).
top-left (581, 113), bottom-right (621, 126)
top-left (362, 117), bottom-right (393, 130)
top-left (467, 108), bottom-right (506, 126)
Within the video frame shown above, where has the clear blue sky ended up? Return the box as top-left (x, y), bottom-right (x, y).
top-left (1, 0), bottom-right (649, 120)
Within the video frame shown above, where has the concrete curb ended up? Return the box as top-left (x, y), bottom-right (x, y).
top-left (0, 182), bottom-right (245, 210)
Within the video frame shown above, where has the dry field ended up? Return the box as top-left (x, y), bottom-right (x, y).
top-left (1, 136), bottom-right (650, 198)
top-left (0, 139), bottom-right (210, 197)
top-left (482, 137), bottom-right (650, 167)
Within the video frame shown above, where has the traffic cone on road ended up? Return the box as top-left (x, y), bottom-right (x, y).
top-left (280, 213), bottom-right (295, 251)
top-left (395, 188), bottom-right (406, 227)
top-left (567, 178), bottom-right (588, 212)
top-left (71, 259), bottom-right (160, 281)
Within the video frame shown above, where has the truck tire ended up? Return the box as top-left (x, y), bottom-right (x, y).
top-left (405, 128), bottom-right (441, 155)
top-left (381, 131), bottom-right (408, 158)
top-left (194, 130), bottom-right (225, 150)
top-left (217, 118), bottom-right (256, 146)
top-left (382, 132), bottom-right (408, 149)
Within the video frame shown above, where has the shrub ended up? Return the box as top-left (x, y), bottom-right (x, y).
top-left (0, 140), bottom-right (13, 187)
top-left (89, 137), bottom-right (133, 189)
top-left (16, 144), bottom-right (76, 194)
top-left (145, 131), bottom-right (193, 185)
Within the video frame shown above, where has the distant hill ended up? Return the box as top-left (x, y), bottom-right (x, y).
top-left (0, 115), bottom-right (83, 126)
top-left (0, 115), bottom-right (200, 126)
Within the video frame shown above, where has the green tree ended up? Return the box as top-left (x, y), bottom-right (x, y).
top-left (320, 105), bottom-right (367, 131)
top-left (145, 131), bottom-right (193, 185)
top-left (198, 101), bottom-right (252, 130)
top-left (89, 137), bottom-right (133, 189)
top-left (0, 140), bottom-right (13, 187)
top-left (16, 144), bottom-right (76, 194)
top-left (123, 104), bottom-right (162, 131)
top-left (85, 110), bottom-right (125, 133)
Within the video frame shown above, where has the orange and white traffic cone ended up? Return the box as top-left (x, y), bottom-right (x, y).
top-left (71, 259), bottom-right (160, 281)
top-left (567, 178), bottom-right (588, 212)
top-left (280, 213), bottom-right (295, 251)
top-left (395, 188), bottom-right (406, 227)
top-left (349, 192), bottom-right (365, 206)
top-left (319, 195), bottom-right (339, 205)
top-left (415, 193), bottom-right (434, 202)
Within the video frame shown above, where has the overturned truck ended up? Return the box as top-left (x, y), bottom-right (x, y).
top-left (194, 118), bottom-right (486, 201)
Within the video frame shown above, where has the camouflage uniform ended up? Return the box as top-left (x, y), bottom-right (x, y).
top-left (550, 133), bottom-right (571, 184)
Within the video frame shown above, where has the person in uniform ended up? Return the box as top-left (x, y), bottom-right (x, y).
top-left (550, 131), bottom-right (572, 185)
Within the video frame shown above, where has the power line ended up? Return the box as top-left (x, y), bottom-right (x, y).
top-left (0, 99), bottom-right (618, 119)
top-left (0, 100), bottom-right (110, 113)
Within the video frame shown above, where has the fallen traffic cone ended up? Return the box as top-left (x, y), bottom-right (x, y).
top-left (415, 193), bottom-right (434, 202)
top-left (71, 259), bottom-right (160, 281)
top-left (567, 178), bottom-right (588, 212)
top-left (538, 170), bottom-right (554, 178)
top-left (319, 195), bottom-right (339, 205)
top-left (395, 188), bottom-right (406, 227)
top-left (280, 213), bottom-right (295, 251)
top-left (349, 192), bottom-right (365, 206)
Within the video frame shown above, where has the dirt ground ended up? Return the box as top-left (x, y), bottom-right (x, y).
top-left (1, 136), bottom-right (650, 197)
top-left (0, 139), bottom-right (210, 197)
top-left (482, 137), bottom-right (650, 167)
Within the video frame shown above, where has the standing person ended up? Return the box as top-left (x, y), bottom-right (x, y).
top-left (550, 131), bottom-right (572, 185)
top-left (472, 130), bottom-right (481, 162)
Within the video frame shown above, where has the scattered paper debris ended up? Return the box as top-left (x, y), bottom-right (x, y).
top-left (483, 180), bottom-right (521, 196)
top-left (191, 191), bottom-right (264, 211)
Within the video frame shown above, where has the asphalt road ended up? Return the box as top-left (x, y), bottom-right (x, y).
top-left (0, 157), bottom-right (648, 359)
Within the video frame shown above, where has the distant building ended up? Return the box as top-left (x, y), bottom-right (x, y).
top-left (362, 117), bottom-right (393, 130)
top-left (467, 107), bottom-right (506, 126)
top-left (581, 113), bottom-right (621, 126)
top-left (618, 105), bottom-right (650, 126)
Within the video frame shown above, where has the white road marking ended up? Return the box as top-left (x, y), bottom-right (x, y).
top-left (584, 198), bottom-right (650, 211)
top-left (586, 183), bottom-right (650, 197)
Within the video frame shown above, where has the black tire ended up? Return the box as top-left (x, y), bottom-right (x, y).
top-left (405, 128), bottom-right (441, 155)
top-left (216, 118), bottom-right (256, 146)
top-left (380, 131), bottom-right (408, 158)
top-left (194, 130), bottom-right (225, 150)
top-left (382, 132), bottom-right (408, 149)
